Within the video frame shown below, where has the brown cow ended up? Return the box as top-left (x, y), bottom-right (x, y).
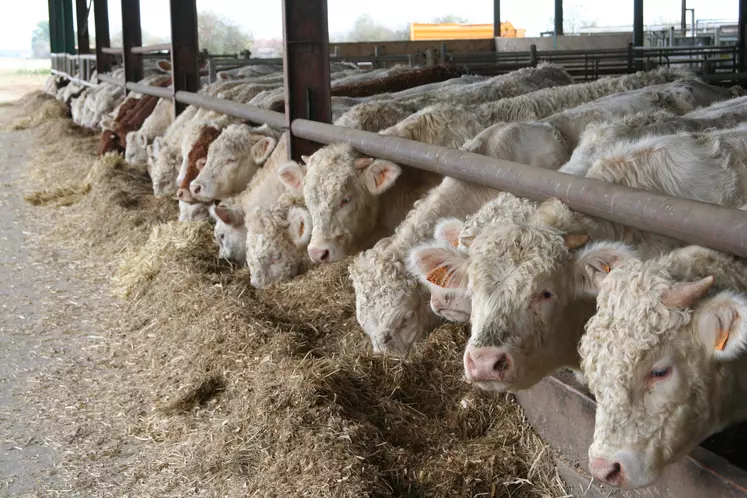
top-left (176, 125), bottom-right (223, 203)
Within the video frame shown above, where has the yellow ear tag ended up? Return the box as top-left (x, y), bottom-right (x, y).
top-left (450, 238), bottom-right (459, 248)
top-left (715, 329), bottom-right (730, 351)
top-left (375, 170), bottom-right (387, 187)
top-left (426, 265), bottom-right (450, 287)
top-left (601, 263), bottom-right (611, 273)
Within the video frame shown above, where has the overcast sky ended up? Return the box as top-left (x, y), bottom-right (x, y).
top-left (0, 0), bottom-right (737, 51)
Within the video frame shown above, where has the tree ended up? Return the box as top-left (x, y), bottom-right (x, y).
top-left (343, 14), bottom-right (409, 42)
top-left (546, 2), bottom-right (598, 34)
top-left (198, 11), bottom-right (253, 54)
top-left (31, 20), bottom-right (50, 59)
top-left (110, 30), bottom-right (168, 48)
top-left (432, 15), bottom-right (469, 24)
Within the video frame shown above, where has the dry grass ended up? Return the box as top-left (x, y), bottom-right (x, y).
top-left (8, 91), bottom-right (68, 130)
top-left (13, 92), bottom-right (566, 497)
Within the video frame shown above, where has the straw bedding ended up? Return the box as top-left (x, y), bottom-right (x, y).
top-left (15, 91), bottom-right (566, 497)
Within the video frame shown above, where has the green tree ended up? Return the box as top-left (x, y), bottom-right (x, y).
top-left (31, 20), bottom-right (50, 59)
top-left (198, 11), bottom-right (253, 54)
top-left (432, 14), bottom-right (469, 24)
top-left (344, 14), bottom-right (409, 42)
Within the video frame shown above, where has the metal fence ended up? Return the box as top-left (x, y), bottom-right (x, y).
top-left (47, 0), bottom-right (747, 260)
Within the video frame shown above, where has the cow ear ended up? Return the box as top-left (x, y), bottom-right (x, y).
top-left (564, 233), bottom-right (590, 249)
top-left (276, 161), bottom-right (305, 193)
top-left (152, 136), bottom-right (162, 156)
top-left (407, 243), bottom-right (469, 293)
top-left (572, 242), bottom-right (638, 296)
top-left (693, 291), bottom-right (747, 362)
top-left (210, 205), bottom-right (244, 228)
top-left (156, 60), bottom-right (171, 73)
top-left (359, 159), bottom-right (401, 195)
top-left (433, 218), bottom-right (464, 248)
top-left (250, 136), bottom-right (277, 165)
top-left (217, 71), bottom-right (231, 81)
top-left (287, 206), bottom-right (312, 247)
top-left (137, 132), bottom-right (148, 147)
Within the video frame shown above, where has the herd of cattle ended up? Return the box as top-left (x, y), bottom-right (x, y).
top-left (46, 61), bottom-right (747, 490)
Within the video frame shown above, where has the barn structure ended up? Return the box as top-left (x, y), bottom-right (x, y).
top-left (44, 0), bottom-right (747, 496)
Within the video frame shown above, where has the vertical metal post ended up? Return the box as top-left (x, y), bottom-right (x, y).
top-left (634, 0), bottom-right (644, 48)
top-left (93, 0), bottom-right (111, 74)
top-left (493, 0), bottom-right (501, 37)
top-left (121, 0), bottom-right (144, 85)
top-left (75, 0), bottom-right (90, 53)
top-left (282, 0), bottom-right (332, 162)
top-left (741, 0), bottom-right (747, 71)
top-left (169, 0), bottom-right (200, 116)
top-left (61, 0), bottom-right (76, 53)
top-left (681, 0), bottom-right (687, 35)
top-left (554, 0), bottom-right (564, 36)
top-left (48, 0), bottom-right (59, 54)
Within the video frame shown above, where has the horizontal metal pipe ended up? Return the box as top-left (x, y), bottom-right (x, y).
top-left (97, 73), bottom-right (125, 86)
top-left (101, 46), bottom-right (123, 55)
top-left (174, 91), bottom-right (286, 128)
top-left (50, 69), bottom-right (98, 87)
top-left (125, 81), bottom-right (173, 99)
top-left (132, 43), bottom-right (171, 54)
top-left (291, 119), bottom-right (747, 258)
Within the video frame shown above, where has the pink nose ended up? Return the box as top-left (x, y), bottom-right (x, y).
top-left (177, 187), bottom-right (194, 203)
top-left (464, 346), bottom-right (511, 381)
top-left (308, 247), bottom-right (330, 263)
top-left (589, 457), bottom-right (624, 487)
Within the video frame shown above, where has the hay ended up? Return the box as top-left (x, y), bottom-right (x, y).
top-left (116, 220), bottom-right (216, 298)
top-left (16, 104), bottom-right (566, 497)
top-left (9, 93), bottom-right (68, 130)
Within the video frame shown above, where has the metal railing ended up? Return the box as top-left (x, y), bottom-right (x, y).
top-left (50, 41), bottom-right (747, 259)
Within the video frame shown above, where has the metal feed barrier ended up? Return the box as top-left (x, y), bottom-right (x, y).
top-left (48, 0), bottom-right (747, 494)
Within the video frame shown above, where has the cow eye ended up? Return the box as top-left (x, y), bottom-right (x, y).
top-left (649, 366), bottom-right (671, 380)
top-left (219, 234), bottom-right (225, 241)
top-left (539, 289), bottom-right (553, 300)
top-left (340, 195), bottom-right (351, 207)
top-left (270, 252), bottom-right (282, 263)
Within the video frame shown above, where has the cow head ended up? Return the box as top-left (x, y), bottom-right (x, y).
top-left (581, 253), bottom-right (747, 489)
top-left (410, 199), bottom-right (638, 392)
top-left (408, 218), bottom-right (473, 324)
top-left (125, 131), bottom-right (148, 165)
top-left (191, 124), bottom-right (278, 203)
top-left (277, 143), bottom-right (401, 264)
top-left (349, 238), bottom-right (440, 356)
top-left (149, 137), bottom-right (180, 197)
top-left (209, 204), bottom-right (247, 264)
top-left (245, 199), bottom-right (312, 289)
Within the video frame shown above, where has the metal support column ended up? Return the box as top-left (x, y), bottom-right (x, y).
top-left (633, 0), bottom-right (644, 48)
top-left (554, 0), bottom-right (563, 36)
top-left (282, 0), bottom-right (332, 162)
top-left (61, 0), bottom-right (75, 53)
top-left (93, 0), bottom-right (111, 74)
top-left (681, 0), bottom-right (687, 36)
top-left (169, 0), bottom-right (200, 116)
top-left (75, 0), bottom-right (90, 53)
top-left (740, 0), bottom-right (747, 71)
top-left (493, 0), bottom-right (501, 37)
top-left (121, 0), bottom-right (143, 85)
top-left (48, 0), bottom-right (61, 55)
